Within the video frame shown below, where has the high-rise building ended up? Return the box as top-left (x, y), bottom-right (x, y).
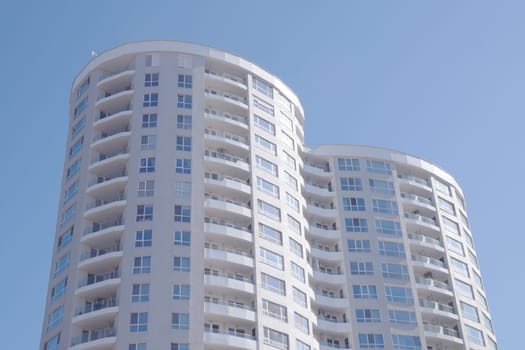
top-left (40, 41), bottom-right (497, 350)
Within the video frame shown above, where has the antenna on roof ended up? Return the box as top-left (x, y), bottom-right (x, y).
top-left (91, 50), bottom-right (98, 57)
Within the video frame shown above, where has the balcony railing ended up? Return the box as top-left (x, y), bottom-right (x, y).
top-left (405, 213), bottom-right (438, 226)
top-left (319, 341), bottom-right (350, 349)
top-left (71, 327), bottom-right (116, 346)
top-left (204, 150), bottom-right (248, 165)
top-left (205, 128), bottom-right (249, 145)
top-left (205, 172), bottom-right (248, 186)
top-left (204, 270), bottom-right (253, 284)
top-left (415, 277), bottom-right (451, 291)
top-left (96, 86), bottom-right (133, 101)
top-left (412, 254), bottom-right (446, 268)
top-left (204, 298), bottom-right (255, 311)
top-left (408, 233), bottom-right (442, 247)
top-left (204, 243), bottom-right (252, 258)
top-left (75, 298), bottom-right (118, 316)
top-left (205, 193), bottom-right (250, 209)
top-left (401, 192), bottom-right (433, 206)
top-left (99, 65), bottom-right (135, 81)
top-left (304, 162), bottom-right (330, 173)
top-left (85, 194), bottom-right (126, 210)
top-left (80, 245), bottom-right (121, 261)
top-left (205, 107), bottom-right (248, 125)
top-left (205, 88), bottom-right (247, 105)
top-left (419, 300), bottom-right (455, 314)
top-left (83, 219), bottom-right (123, 236)
top-left (88, 171), bottom-right (128, 187)
top-left (204, 327), bottom-right (256, 340)
top-left (90, 147), bottom-right (129, 164)
top-left (204, 217), bottom-right (252, 233)
top-left (98, 106), bottom-right (132, 121)
top-left (398, 174), bottom-right (430, 187)
top-left (424, 324), bottom-right (460, 338)
top-left (205, 68), bottom-right (246, 85)
top-left (78, 270), bottom-right (120, 288)
top-left (92, 126), bottom-right (130, 142)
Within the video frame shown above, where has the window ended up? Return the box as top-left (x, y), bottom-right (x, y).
top-left (455, 279), bottom-right (474, 299)
top-left (173, 256), bottom-right (190, 272)
top-left (135, 230), bottom-right (152, 247)
top-left (253, 77), bottom-right (273, 97)
top-left (278, 92), bottom-right (293, 112)
top-left (347, 239), bottom-right (371, 253)
top-left (76, 77), bottom-right (90, 98)
top-left (263, 327), bottom-right (288, 350)
top-left (50, 278), bottom-right (67, 302)
top-left (177, 54), bottom-right (191, 67)
top-left (138, 180), bottom-right (154, 197)
top-left (376, 220), bottom-right (402, 235)
top-left (139, 157), bottom-right (155, 173)
top-left (73, 97), bottom-right (88, 118)
top-left (366, 160), bottom-right (391, 174)
top-left (388, 310), bottom-right (417, 325)
top-left (381, 263), bottom-right (409, 280)
top-left (460, 211), bottom-right (469, 228)
top-left (434, 179), bottom-right (451, 195)
top-left (256, 155), bottom-right (278, 176)
top-left (350, 261), bottom-right (374, 275)
top-left (260, 247), bottom-right (284, 270)
top-left (60, 204), bottom-right (76, 227)
top-left (47, 306), bottom-right (64, 331)
top-left (57, 227), bottom-right (73, 250)
top-left (294, 312), bottom-right (309, 334)
top-left (142, 113), bottom-right (157, 128)
top-left (177, 94), bottom-right (192, 109)
top-left (451, 258), bottom-right (469, 277)
top-left (438, 197), bottom-right (455, 215)
top-left (44, 333), bottom-right (60, 350)
top-left (175, 181), bottom-right (191, 198)
top-left (286, 192), bottom-right (300, 212)
top-left (372, 199), bottom-right (398, 215)
top-left (358, 333), bottom-right (384, 349)
top-left (72, 117), bottom-right (85, 138)
top-left (143, 93), bottom-right (158, 107)
top-left (253, 96), bottom-right (274, 115)
top-left (66, 159), bottom-right (81, 181)
top-left (175, 159), bottom-right (191, 174)
top-left (289, 238), bottom-right (303, 258)
top-left (353, 284), bottom-right (378, 299)
top-left (255, 134), bottom-right (277, 154)
top-left (129, 344), bottom-right (147, 350)
top-left (385, 286), bottom-right (413, 304)
top-left (465, 325), bottom-right (485, 346)
top-left (257, 177), bottom-right (280, 198)
top-left (261, 272), bottom-right (286, 295)
top-left (145, 53), bottom-right (160, 67)
top-left (356, 309), bottom-right (381, 323)
top-left (284, 171), bottom-right (298, 190)
top-left (132, 283), bottom-right (150, 302)
top-left (287, 215), bottom-right (301, 235)
top-left (174, 231), bottom-right (191, 246)
top-left (293, 287), bottom-right (307, 307)
top-left (478, 291), bottom-right (488, 309)
top-left (177, 74), bottom-right (192, 88)
top-left (171, 344), bottom-right (189, 350)
top-left (291, 261), bottom-right (305, 282)
top-left (54, 252), bottom-right (70, 277)
top-left (172, 284), bottom-right (190, 300)
top-left (176, 136), bottom-right (192, 151)
top-left (254, 114), bottom-right (275, 134)
top-left (262, 299), bottom-right (287, 321)
top-left (461, 301), bottom-right (480, 322)
top-left (69, 136), bottom-right (83, 159)
top-left (468, 249), bottom-right (479, 267)
top-left (343, 197), bottom-right (365, 211)
top-left (296, 340), bottom-right (310, 350)
top-left (338, 158), bottom-right (360, 171)
top-left (281, 131), bottom-right (294, 150)
top-left (144, 73), bottom-right (159, 87)
top-left (483, 313), bottom-right (494, 333)
top-left (140, 135), bottom-right (156, 150)
top-left (378, 241), bottom-right (405, 257)
top-left (258, 200), bottom-right (281, 221)
top-left (259, 224), bottom-right (282, 244)
top-left (369, 179), bottom-right (395, 194)
top-left (464, 230), bottom-right (474, 247)
top-left (392, 335), bottom-right (421, 350)
top-left (282, 151), bottom-right (297, 170)
top-left (340, 177), bottom-right (362, 191)
top-left (177, 114), bottom-right (192, 129)
top-left (136, 205), bottom-right (153, 221)
top-left (446, 236), bottom-right (464, 255)
top-left (345, 218), bottom-right (368, 232)
top-left (473, 270), bottom-right (484, 290)
top-left (133, 256), bottom-right (151, 274)
top-left (281, 112), bottom-right (293, 130)
top-left (130, 312), bottom-right (148, 332)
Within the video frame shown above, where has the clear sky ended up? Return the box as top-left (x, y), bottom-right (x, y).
top-left (0, 0), bottom-right (521, 348)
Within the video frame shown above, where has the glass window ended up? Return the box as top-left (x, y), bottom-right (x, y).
top-left (255, 134), bottom-right (277, 154)
top-left (366, 160), bottom-right (391, 174)
top-left (284, 171), bottom-right (298, 190)
top-left (143, 93), bottom-right (158, 107)
top-left (281, 130), bottom-right (294, 150)
top-left (442, 216), bottom-right (460, 235)
top-left (60, 204), bottom-right (76, 227)
top-left (51, 277), bottom-right (67, 302)
top-left (388, 310), bottom-right (417, 325)
top-left (144, 73), bottom-right (159, 87)
top-left (289, 238), bottom-right (303, 258)
top-left (343, 197), bottom-right (365, 211)
top-left (260, 247), bottom-right (284, 270)
top-left (353, 284), bottom-right (378, 299)
top-left (257, 177), bottom-right (280, 198)
top-left (76, 77), bottom-right (90, 98)
top-left (136, 205), bottom-right (153, 221)
top-left (296, 340), bottom-right (311, 350)
top-left (287, 215), bottom-right (301, 235)
top-left (133, 256), bottom-right (151, 274)
top-left (378, 241), bottom-right (405, 257)
top-left (461, 301), bottom-right (480, 322)
top-left (340, 177), bottom-right (362, 191)
top-left (356, 309), bottom-right (381, 323)
top-left (171, 313), bottom-right (190, 329)
top-left (176, 114), bottom-right (192, 129)
top-left (460, 211), bottom-right (470, 228)
top-left (261, 272), bottom-right (286, 295)
top-left (294, 312), bottom-right (309, 334)
top-left (44, 333), bottom-right (60, 350)
top-left (259, 223), bottom-right (282, 245)
top-left (446, 236), bottom-right (464, 255)
top-left (177, 74), bottom-right (192, 88)
top-left (69, 136), bottom-right (83, 159)
top-left (392, 335), bottom-right (421, 350)
top-left (465, 325), bottom-right (485, 346)
top-left (369, 179), bottom-right (395, 194)
top-left (253, 77), bottom-right (273, 97)
top-left (73, 97), bottom-right (88, 118)
top-left (258, 200), bottom-right (281, 221)
top-left (293, 287), bottom-right (307, 307)
top-left (139, 157), bottom-right (155, 173)
top-left (381, 263), bottom-right (409, 280)
top-left (175, 159), bottom-right (191, 174)
top-left (282, 151), bottom-right (297, 170)
top-left (132, 283), bottom-right (150, 302)
top-left (253, 96), bottom-right (274, 116)
top-left (263, 327), bottom-right (288, 350)
top-left (47, 306), bottom-right (64, 331)
top-left (286, 192), bottom-right (300, 212)
top-left (438, 197), bottom-right (455, 215)
top-left (172, 284), bottom-right (190, 300)
top-left (129, 344), bottom-right (147, 350)
top-left (451, 258), bottom-right (469, 277)
top-left (455, 279), bottom-right (474, 299)
top-left (174, 231), bottom-right (191, 246)
top-left (129, 312), bottom-right (148, 332)
top-left (66, 159), bottom-right (81, 181)
top-left (57, 227), bottom-right (73, 250)
top-left (175, 181), bottom-right (191, 198)
top-left (345, 218), bottom-right (368, 232)
top-left (254, 114), bottom-right (275, 135)
top-left (434, 179), bottom-right (451, 195)
top-left (262, 299), bottom-right (287, 321)
top-left (54, 252), bottom-right (70, 277)
top-left (138, 180), bottom-right (154, 197)
top-left (71, 116), bottom-right (85, 138)
top-left (338, 158), bottom-right (360, 171)
top-left (350, 261), bottom-right (374, 275)
top-left (358, 333), bottom-right (384, 349)
top-left (483, 313), bottom-right (494, 333)
top-left (256, 155), bottom-right (278, 176)
top-left (473, 270), bottom-right (484, 290)
top-left (291, 261), bottom-right (305, 282)
top-left (176, 136), bottom-right (192, 151)
top-left (347, 239), bottom-right (371, 253)
top-left (372, 199), bottom-right (398, 215)
top-left (135, 230), bottom-right (152, 247)
top-left (177, 95), bottom-right (192, 109)
top-left (375, 220), bottom-right (402, 235)
top-left (385, 286), bottom-right (413, 304)
top-left (140, 135), bottom-right (156, 150)
top-left (142, 113), bottom-right (157, 127)
top-left (173, 257), bottom-right (190, 272)
top-left (468, 249), bottom-right (479, 268)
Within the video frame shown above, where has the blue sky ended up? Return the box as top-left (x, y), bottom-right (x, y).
top-left (0, 1), bottom-right (521, 348)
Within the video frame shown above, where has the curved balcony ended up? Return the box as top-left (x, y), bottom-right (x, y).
top-left (72, 299), bottom-right (119, 328)
top-left (84, 196), bottom-right (126, 221)
top-left (204, 300), bottom-right (256, 323)
top-left (304, 183), bottom-right (335, 199)
top-left (204, 150), bottom-right (250, 176)
top-left (97, 66), bottom-right (135, 90)
top-left (401, 192), bottom-right (436, 213)
top-left (205, 128), bottom-right (249, 153)
top-left (205, 68), bottom-right (247, 91)
top-left (95, 88), bottom-right (133, 112)
top-left (204, 245), bottom-right (254, 271)
top-left (306, 204), bottom-right (337, 219)
top-left (205, 88), bottom-right (248, 112)
top-left (70, 327), bottom-right (116, 350)
top-left (204, 172), bottom-right (251, 198)
top-left (408, 233), bottom-right (444, 253)
top-left (94, 109), bottom-right (132, 132)
top-left (204, 220), bottom-right (253, 246)
top-left (311, 247), bottom-right (343, 263)
top-left (419, 300), bottom-right (459, 321)
top-left (312, 270), bottom-right (346, 286)
top-left (86, 175), bottom-right (127, 198)
top-left (314, 294), bottom-right (349, 310)
top-left (90, 128), bottom-right (131, 153)
top-left (412, 254), bottom-right (449, 275)
top-left (204, 273), bottom-right (255, 296)
top-left (415, 277), bottom-right (453, 298)
top-left (204, 195), bottom-right (252, 220)
top-left (320, 341), bottom-right (351, 350)
top-left (204, 328), bottom-right (256, 350)
top-left (398, 174), bottom-right (432, 194)
top-left (88, 148), bottom-right (130, 174)
top-left (82, 221), bottom-right (124, 246)
top-left (315, 318), bottom-right (351, 334)
top-left (307, 225), bottom-right (341, 241)
top-left (424, 324), bottom-right (463, 345)
top-left (204, 108), bottom-right (248, 134)
top-left (78, 247), bottom-right (123, 273)
top-left (404, 213), bottom-right (440, 231)
top-left (303, 163), bottom-right (332, 178)
top-left (76, 271), bottom-right (121, 299)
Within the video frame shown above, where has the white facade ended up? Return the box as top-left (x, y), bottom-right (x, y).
top-left (40, 41), bottom-right (497, 350)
